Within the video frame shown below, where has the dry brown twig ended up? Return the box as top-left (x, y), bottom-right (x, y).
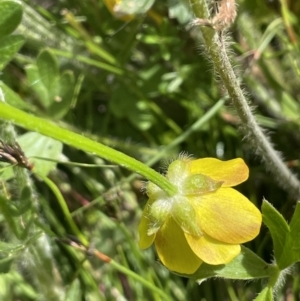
top-left (0, 141), bottom-right (34, 170)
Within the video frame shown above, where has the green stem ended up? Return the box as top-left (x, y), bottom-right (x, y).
top-left (189, 0), bottom-right (300, 198)
top-left (0, 103), bottom-right (177, 196)
top-left (49, 48), bottom-right (123, 75)
top-left (36, 172), bottom-right (88, 246)
top-left (109, 259), bottom-right (172, 301)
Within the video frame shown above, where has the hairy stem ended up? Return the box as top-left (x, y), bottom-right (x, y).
top-left (190, 0), bottom-right (300, 198)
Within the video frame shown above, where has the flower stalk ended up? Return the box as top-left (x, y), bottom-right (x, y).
top-left (0, 102), bottom-right (177, 196)
top-left (189, 0), bottom-right (300, 199)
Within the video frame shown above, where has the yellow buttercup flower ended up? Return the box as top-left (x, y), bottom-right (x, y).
top-left (138, 156), bottom-right (262, 274)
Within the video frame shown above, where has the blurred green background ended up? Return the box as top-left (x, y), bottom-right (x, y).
top-left (0, 0), bottom-right (300, 300)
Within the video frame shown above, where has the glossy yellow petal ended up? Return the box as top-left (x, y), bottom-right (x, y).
top-left (138, 199), bottom-right (156, 249)
top-left (188, 158), bottom-right (249, 187)
top-left (155, 217), bottom-right (203, 274)
top-left (185, 233), bottom-right (240, 265)
top-left (193, 188), bottom-right (262, 244)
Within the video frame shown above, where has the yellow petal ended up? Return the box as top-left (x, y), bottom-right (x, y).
top-left (188, 158), bottom-right (249, 187)
top-left (138, 199), bottom-right (156, 249)
top-left (155, 217), bottom-right (202, 274)
top-left (185, 233), bottom-right (240, 265)
top-left (193, 188), bottom-right (262, 244)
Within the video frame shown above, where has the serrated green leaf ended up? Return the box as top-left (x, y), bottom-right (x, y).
top-left (37, 49), bottom-right (59, 94)
top-left (253, 286), bottom-right (273, 301)
top-left (0, 34), bottom-right (24, 70)
top-left (0, 1), bottom-right (23, 39)
top-left (189, 246), bottom-right (270, 281)
top-left (262, 199), bottom-right (289, 261)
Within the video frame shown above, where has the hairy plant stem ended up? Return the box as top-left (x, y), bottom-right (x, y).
top-left (190, 0), bottom-right (300, 198)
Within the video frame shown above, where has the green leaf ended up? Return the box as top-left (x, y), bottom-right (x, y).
top-left (0, 34), bottom-right (24, 70)
top-left (0, 241), bottom-right (23, 254)
top-left (0, 256), bottom-right (13, 273)
top-left (0, 194), bottom-right (23, 238)
top-left (253, 286), bottom-right (273, 301)
top-left (262, 200), bottom-right (300, 269)
top-left (0, 132), bottom-right (63, 180)
top-left (277, 202), bottom-right (300, 269)
top-left (26, 64), bottom-right (50, 107)
top-left (289, 201), bottom-right (300, 249)
top-left (115, 0), bottom-right (155, 15)
top-left (48, 70), bottom-right (75, 119)
top-left (17, 132), bottom-right (63, 176)
top-left (37, 49), bottom-right (59, 95)
top-left (262, 199), bottom-right (289, 261)
top-left (110, 83), bottom-right (154, 130)
top-left (0, 1), bottom-right (23, 39)
top-left (65, 279), bottom-right (81, 301)
top-left (189, 246), bottom-right (271, 281)
top-left (168, 0), bottom-right (192, 24)
top-left (0, 81), bottom-right (31, 109)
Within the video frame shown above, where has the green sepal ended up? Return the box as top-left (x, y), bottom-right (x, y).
top-left (183, 173), bottom-right (223, 195)
top-left (147, 181), bottom-right (162, 198)
top-left (167, 159), bottom-right (188, 182)
top-left (147, 199), bottom-right (171, 235)
top-left (172, 197), bottom-right (202, 237)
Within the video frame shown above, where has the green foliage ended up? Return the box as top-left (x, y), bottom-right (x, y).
top-left (26, 49), bottom-right (75, 118)
top-left (263, 200), bottom-right (300, 270)
top-left (0, 0), bottom-right (300, 300)
top-left (0, 0), bottom-right (22, 37)
top-left (0, 1), bottom-right (24, 69)
top-left (116, 0), bottom-right (155, 15)
top-left (254, 286), bottom-right (273, 301)
top-left (191, 246), bottom-right (271, 281)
